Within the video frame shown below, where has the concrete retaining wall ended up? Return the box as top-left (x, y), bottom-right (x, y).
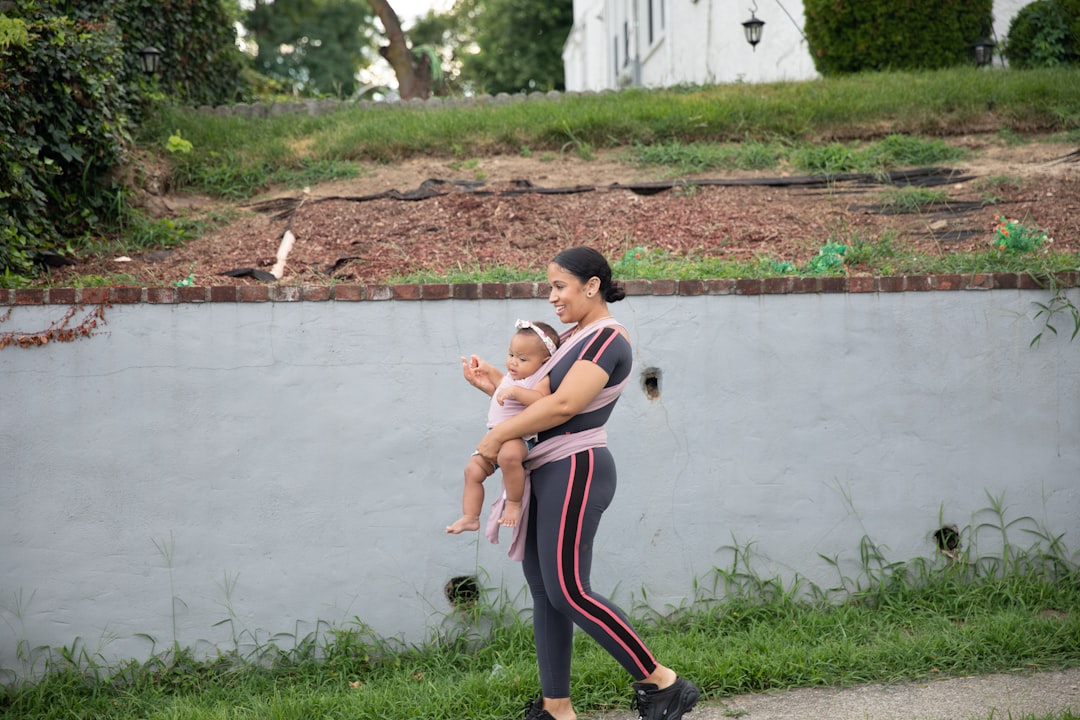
top-left (1, 281), bottom-right (1077, 680)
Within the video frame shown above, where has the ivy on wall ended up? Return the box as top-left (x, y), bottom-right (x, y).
top-left (104, 0), bottom-right (249, 107)
top-left (0, 5), bottom-right (131, 283)
top-left (0, 0), bottom-right (249, 286)
top-left (0, 304), bottom-right (109, 349)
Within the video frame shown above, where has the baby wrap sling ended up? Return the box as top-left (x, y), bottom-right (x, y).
top-left (485, 317), bottom-right (631, 560)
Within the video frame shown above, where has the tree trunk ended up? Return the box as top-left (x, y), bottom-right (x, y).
top-left (366, 0), bottom-right (432, 99)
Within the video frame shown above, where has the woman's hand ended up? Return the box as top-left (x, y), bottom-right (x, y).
top-left (461, 354), bottom-right (497, 396)
top-left (481, 360), bottom-right (612, 456)
top-left (476, 428), bottom-right (503, 466)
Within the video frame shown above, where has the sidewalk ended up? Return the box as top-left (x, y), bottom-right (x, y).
top-left (595, 667), bottom-right (1080, 720)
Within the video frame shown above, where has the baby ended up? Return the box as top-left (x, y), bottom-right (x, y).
top-left (447, 319), bottom-right (560, 534)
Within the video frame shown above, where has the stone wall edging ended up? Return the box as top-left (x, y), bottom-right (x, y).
top-left (2, 272), bottom-right (1078, 306)
top-left (193, 89), bottom-right (594, 118)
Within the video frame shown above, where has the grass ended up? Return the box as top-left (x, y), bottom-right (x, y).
top-left (625, 139), bottom-right (786, 174)
top-left (391, 264), bottom-right (543, 284)
top-left (599, 238), bottom-right (1080, 281)
top-left (16, 66), bottom-right (1075, 293)
top-left (874, 186), bottom-right (951, 213)
top-left (136, 66), bottom-right (1080, 201)
top-left (372, 237), bottom-right (1080, 345)
top-left (101, 67), bottom-right (1079, 287)
top-left (2, 499), bottom-right (1078, 720)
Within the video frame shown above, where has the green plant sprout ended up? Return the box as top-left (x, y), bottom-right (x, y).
top-left (803, 240), bottom-right (849, 275)
top-left (1030, 282), bottom-right (1080, 347)
top-left (171, 266), bottom-right (196, 287)
top-left (165, 131), bottom-right (193, 155)
top-left (992, 216), bottom-right (1051, 253)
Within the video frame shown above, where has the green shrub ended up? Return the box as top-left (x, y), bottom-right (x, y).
top-left (92, 0), bottom-right (249, 108)
top-left (1005, 0), bottom-right (1079, 69)
top-left (1065, 0), bottom-right (1080, 57)
top-left (804, 0), bottom-right (994, 75)
top-left (0, 4), bottom-right (131, 283)
top-left (0, 0), bottom-right (249, 285)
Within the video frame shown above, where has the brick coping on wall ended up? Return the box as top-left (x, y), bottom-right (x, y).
top-left (1, 273), bottom-right (1078, 306)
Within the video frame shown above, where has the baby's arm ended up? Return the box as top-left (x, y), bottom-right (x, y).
top-left (462, 355), bottom-right (504, 397)
top-left (497, 376), bottom-right (552, 406)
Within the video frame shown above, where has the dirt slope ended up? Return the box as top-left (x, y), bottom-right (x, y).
top-left (46, 135), bottom-right (1080, 287)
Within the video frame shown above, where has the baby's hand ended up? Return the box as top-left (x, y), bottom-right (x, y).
top-left (462, 355), bottom-right (496, 394)
top-left (495, 387), bottom-right (513, 405)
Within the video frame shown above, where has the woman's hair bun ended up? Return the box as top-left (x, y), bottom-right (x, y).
top-left (553, 246), bottom-right (626, 303)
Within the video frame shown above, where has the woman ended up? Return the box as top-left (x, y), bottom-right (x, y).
top-left (465, 247), bottom-right (700, 720)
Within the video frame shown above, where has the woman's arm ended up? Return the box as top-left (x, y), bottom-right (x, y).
top-left (476, 360), bottom-right (608, 462)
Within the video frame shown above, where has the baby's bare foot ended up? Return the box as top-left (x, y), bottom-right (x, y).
top-left (500, 501), bottom-right (522, 528)
top-left (446, 515), bottom-right (480, 534)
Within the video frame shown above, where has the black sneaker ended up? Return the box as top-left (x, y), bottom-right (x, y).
top-left (631, 677), bottom-right (700, 720)
top-left (523, 696), bottom-right (557, 720)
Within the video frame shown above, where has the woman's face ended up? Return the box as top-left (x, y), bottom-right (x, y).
top-left (547, 262), bottom-right (594, 324)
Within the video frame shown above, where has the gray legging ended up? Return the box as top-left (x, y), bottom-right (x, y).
top-left (522, 446), bottom-right (658, 698)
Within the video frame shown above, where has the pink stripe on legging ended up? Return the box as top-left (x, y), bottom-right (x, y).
top-left (555, 450), bottom-right (654, 677)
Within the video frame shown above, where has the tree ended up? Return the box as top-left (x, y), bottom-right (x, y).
top-left (454, 0), bottom-right (572, 94)
top-left (406, 8), bottom-right (462, 94)
top-left (246, 0), bottom-right (376, 97)
top-left (400, 0), bottom-right (481, 95)
top-left (365, 0), bottom-right (574, 98)
top-left (366, 0), bottom-right (434, 99)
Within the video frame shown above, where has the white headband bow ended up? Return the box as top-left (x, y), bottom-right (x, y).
top-left (515, 319), bottom-right (557, 355)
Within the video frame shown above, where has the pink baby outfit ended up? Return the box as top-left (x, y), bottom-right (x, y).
top-left (487, 374), bottom-right (540, 428)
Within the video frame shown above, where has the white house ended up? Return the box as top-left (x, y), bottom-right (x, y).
top-left (562, 0), bottom-right (1029, 90)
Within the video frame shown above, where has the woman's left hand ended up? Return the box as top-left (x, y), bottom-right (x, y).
top-left (478, 360), bottom-right (612, 462)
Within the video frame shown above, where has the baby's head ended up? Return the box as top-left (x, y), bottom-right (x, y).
top-left (506, 320), bottom-right (561, 379)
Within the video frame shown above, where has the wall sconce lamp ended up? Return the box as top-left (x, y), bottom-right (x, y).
top-left (974, 38), bottom-right (996, 67)
top-left (138, 45), bottom-right (163, 76)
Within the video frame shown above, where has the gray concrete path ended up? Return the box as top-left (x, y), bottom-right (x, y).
top-left (595, 667), bottom-right (1080, 720)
